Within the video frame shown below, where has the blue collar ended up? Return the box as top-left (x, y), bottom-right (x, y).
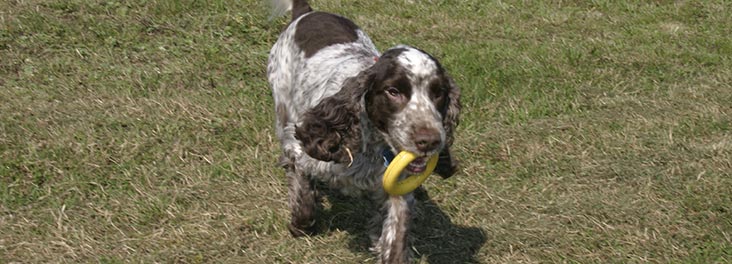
top-left (382, 149), bottom-right (396, 167)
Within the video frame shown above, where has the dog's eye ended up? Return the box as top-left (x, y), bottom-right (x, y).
top-left (386, 87), bottom-right (401, 97)
top-left (430, 84), bottom-right (445, 101)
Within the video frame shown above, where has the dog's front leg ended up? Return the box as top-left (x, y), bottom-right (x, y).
top-left (286, 166), bottom-right (317, 237)
top-left (372, 193), bottom-right (415, 264)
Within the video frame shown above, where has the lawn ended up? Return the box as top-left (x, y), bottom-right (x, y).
top-left (1, 0), bottom-right (731, 263)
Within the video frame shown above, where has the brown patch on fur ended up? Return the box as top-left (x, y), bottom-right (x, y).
top-left (295, 12), bottom-right (359, 58)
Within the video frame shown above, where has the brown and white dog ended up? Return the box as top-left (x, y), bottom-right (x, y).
top-left (267, 0), bottom-right (461, 262)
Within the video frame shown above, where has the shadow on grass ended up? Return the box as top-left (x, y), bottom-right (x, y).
top-left (317, 186), bottom-right (486, 263)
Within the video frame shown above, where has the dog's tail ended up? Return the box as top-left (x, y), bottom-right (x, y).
top-left (269, 0), bottom-right (312, 21)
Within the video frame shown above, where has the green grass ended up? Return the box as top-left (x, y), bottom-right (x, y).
top-left (1, 0), bottom-right (731, 263)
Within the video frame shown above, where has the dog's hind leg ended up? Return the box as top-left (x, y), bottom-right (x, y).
top-left (286, 165), bottom-right (317, 237)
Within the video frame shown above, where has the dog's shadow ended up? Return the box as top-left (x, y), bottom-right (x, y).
top-left (317, 186), bottom-right (486, 263)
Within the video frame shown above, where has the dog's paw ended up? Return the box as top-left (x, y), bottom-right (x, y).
top-left (288, 221), bottom-right (317, 237)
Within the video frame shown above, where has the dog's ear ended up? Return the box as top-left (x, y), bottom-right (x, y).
top-left (435, 75), bottom-right (461, 178)
top-left (295, 72), bottom-right (371, 164)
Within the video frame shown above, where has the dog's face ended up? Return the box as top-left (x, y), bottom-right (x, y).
top-left (295, 45), bottom-right (460, 177)
top-left (365, 46), bottom-right (459, 175)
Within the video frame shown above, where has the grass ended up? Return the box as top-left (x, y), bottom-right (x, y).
top-left (1, 0), bottom-right (731, 263)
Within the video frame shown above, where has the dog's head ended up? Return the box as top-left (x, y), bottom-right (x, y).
top-left (296, 46), bottom-right (461, 178)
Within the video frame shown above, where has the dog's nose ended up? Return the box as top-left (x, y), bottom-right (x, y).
top-left (414, 128), bottom-right (441, 153)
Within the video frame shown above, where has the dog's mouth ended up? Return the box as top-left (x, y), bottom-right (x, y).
top-left (405, 156), bottom-right (428, 174)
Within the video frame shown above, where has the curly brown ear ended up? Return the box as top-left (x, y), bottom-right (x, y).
top-left (435, 75), bottom-right (461, 178)
top-left (295, 73), bottom-right (370, 164)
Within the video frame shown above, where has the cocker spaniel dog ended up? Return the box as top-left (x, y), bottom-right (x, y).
top-left (267, 0), bottom-right (461, 262)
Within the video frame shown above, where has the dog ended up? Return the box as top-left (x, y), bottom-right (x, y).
top-left (266, 0), bottom-right (461, 262)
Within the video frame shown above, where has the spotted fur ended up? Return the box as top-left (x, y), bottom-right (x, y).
top-left (267, 0), bottom-right (461, 263)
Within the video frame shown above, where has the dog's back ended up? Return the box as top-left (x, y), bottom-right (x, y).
top-left (267, 0), bottom-right (379, 124)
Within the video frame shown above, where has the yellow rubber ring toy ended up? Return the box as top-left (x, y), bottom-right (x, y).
top-left (382, 151), bottom-right (439, 196)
